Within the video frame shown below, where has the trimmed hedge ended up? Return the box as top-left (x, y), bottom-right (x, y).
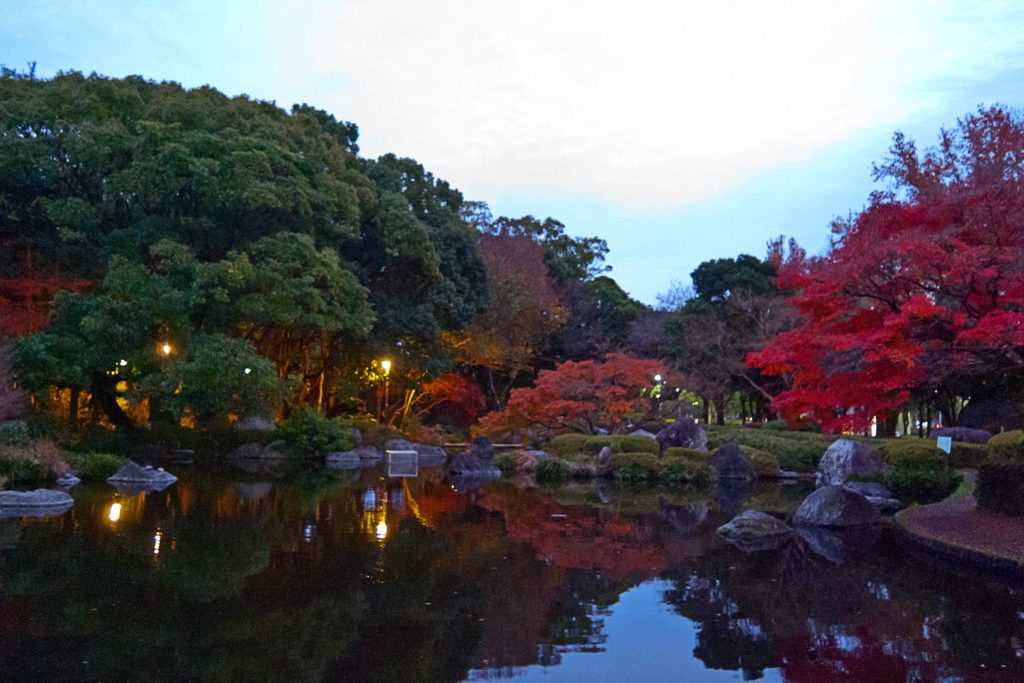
top-left (663, 447), bottom-right (712, 465)
top-left (705, 428), bottom-right (828, 472)
top-left (988, 430), bottom-right (1024, 460)
top-left (609, 452), bottom-right (662, 482)
top-left (549, 434), bottom-right (590, 458)
top-left (887, 466), bottom-right (961, 504)
top-left (877, 440), bottom-right (946, 469)
top-left (762, 419), bottom-right (790, 431)
top-left (977, 459), bottom-right (1024, 516)
top-left (661, 456), bottom-right (714, 484)
top-left (739, 446), bottom-right (781, 478)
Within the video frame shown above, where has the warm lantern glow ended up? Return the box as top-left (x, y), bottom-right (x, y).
top-left (153, 531), bottom-right (162, 556)
top-left (380, 359), bottom-right (392, 376)
top-left (375, 519), bottom-right (388, 540)
top-left (108, 502), bottom-right (122, 523)
top-left (159, 342), bottom-right (172, 356)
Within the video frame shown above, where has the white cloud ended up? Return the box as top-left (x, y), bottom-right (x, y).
top-left (294, 0), bottom-right (1024, 210)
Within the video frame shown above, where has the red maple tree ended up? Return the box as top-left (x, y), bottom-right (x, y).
top-left (476, 352), bottom-right (666, 436)
top-left (749, 106), bottom-right (1024, 432)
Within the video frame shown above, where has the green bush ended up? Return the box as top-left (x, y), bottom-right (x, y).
top-left (0, 420), bottom-right (29, 447)
top-left (549, 434), bottom-right (590, 458)
top-left (704, 427), bottom-right (828, 472)
top-left (534, 458), bottom-right (568, 485)
top-left (493, 452), bottom-right (516, 475)
top-left (763, 419), bottom-right (789, 431)
top-left (663, 447), bottom-right (712, 465)
top-left (977, 459), bottom-right (1024, 516)
top-left (0, 457), bottom-right (51, 484)
top-left (276, 407), bottom-right (355, 456)
top-left (887, 466), bottom-right (961, 504)
top-left (878, 440), bottom-right (947, 469)
top-left (342, 419), bottom-right (403, 449)
top-left (661, 457), bottom-right (713, 484)
top-left (740, 446), bottom-right (781, 477)
top-left (948, 442), bottom-right (989, 468)
top-left (608, 452), bottom-right (662, 482)
top-left (988, 430), bottom-right (1024, 460)
top-left (64, 451), bottom-right (128, 480)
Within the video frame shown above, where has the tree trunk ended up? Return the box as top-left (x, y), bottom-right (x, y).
top-left (714, 396), bottom-right (726, 426)
top-left (68, 386), bottom-right (80, 430)
top-left (90, 372), bottom-right (133, 430)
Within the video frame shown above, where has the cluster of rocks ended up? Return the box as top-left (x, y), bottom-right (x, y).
top-left (656, 421), bottom-right (708, 453)
top-left (716, 438), bottom-right (903, 561)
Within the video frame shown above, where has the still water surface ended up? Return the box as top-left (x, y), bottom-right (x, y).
top-left (2, 463), bottom-right (1023, 682)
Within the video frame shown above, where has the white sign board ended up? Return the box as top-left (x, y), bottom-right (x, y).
top-left (936, 436), bottom-right (952, 454)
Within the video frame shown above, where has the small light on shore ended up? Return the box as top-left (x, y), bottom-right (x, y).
top-left (119, 359), bottom-right (128, 367)
top-left (243, 367), bottom-right (251, 375)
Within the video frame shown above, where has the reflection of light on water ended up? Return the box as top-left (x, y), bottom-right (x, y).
top-left (153, 531), bottom-right (162, 556)
top-left (108, 502), bottom-right (122, 523)
top-left (376, 520), bottom-right (388, 540)
top-left (304, 524), bottom-right (315, 543)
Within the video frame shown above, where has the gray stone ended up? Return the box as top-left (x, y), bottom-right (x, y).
top-left (355, 446), bottom-right (383, 462)
top-left (843, 481), bottom-right (891, 498)
top-left (55, 473), bottom-right (81, 487)
top-left (712, 442), bottom-right (756, 482)
top-left (450, 436), bottom-right (501, 477)
top-left (656, 421), bottom-right (708, 453)
top-left (232, 416), bottom-right (276, 432)
top-left (385, 439), bottom-right (448, 466)
top-left (107, 461), bottom-right (178, 487)
top-left (629, 428), bottom-right (657, 439)
top-left (816, 439), bottom-right (887, 486)
top-left (716, 510), bottom-right (794, 552)
top-left (350, 427), bottom-right (363, 446)
top-left (931, 426), bottom-right (992, 444)
top-left (793, 485), bottom-right (882, 528)
top-left (779, 470), bottom-right (800, 480)
top-left (0, 489), bottom-right (73, 508)
top-left (593, 427), bottom-right (610, 436)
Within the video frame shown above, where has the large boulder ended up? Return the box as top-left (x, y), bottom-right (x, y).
top-left (656, 421), bottom-right (708, 453)
top-left (107, 461), bottom-right (178, 487)
top-left (716, 510), bottom-right (794, 552)
top-left (793, 485), bottom-right (882, 528)
top-left (449, 436), bottom-right (501, 477)
top-left (384, 439), bottom-right (448, 466)
top-left (0, 489), bottom-right (74, 518)
top-left (816, 439), bottom-right (887, 486)
top-left (930, 426), bottom-right (992, 444)
top-left (712, 443), bottom-right (756, 482)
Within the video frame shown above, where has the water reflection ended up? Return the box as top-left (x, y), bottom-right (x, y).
top-left (0, 471), bottom-right (1023, 681)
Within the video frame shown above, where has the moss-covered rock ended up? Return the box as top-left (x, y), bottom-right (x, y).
top-left (988, 430), bottom-right (1024, 460)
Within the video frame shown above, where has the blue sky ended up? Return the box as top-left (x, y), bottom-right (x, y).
top-left (4, 1), bottom-right (1024, 303)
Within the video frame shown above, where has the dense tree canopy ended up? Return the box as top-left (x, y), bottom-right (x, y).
top-left (750, 105), bottom-right (1024, 432)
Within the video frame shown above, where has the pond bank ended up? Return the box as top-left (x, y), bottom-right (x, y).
top-left (895, 494), bottom-right (1024, 576)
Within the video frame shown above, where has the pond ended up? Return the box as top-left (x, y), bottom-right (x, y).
top-left (2, 463), bottom-right (1024, 682)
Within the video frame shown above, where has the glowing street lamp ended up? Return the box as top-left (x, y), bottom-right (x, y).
top-left (159, 342), bottom-right (173, 357)
top-left (380, 359), bottom-right (392, 376)
top-left (377, 359), bottom-right (393, 421)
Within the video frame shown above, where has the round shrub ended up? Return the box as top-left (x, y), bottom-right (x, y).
top-left (534, 458), bottom-right (568, 485)
top-left (878, 440), bottom-right (947, 469)
top-left (763, 419), bottom-right (789, 431)
top-left (549, 434), bottom-right (590, 458)
top-left (887, 467), bottom-right (961, 504)
top-left (987, 430), bottom-right (1024, 460)
top-left (977, 459), bottom-right (1024, 516)
top-left (614, 435), bottom-right (659, 454)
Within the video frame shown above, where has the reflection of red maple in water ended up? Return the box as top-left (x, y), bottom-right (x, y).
top-left (777, 629), bottom-right (942, 683)
top-left (476, 488), bottom-right (692, 584)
